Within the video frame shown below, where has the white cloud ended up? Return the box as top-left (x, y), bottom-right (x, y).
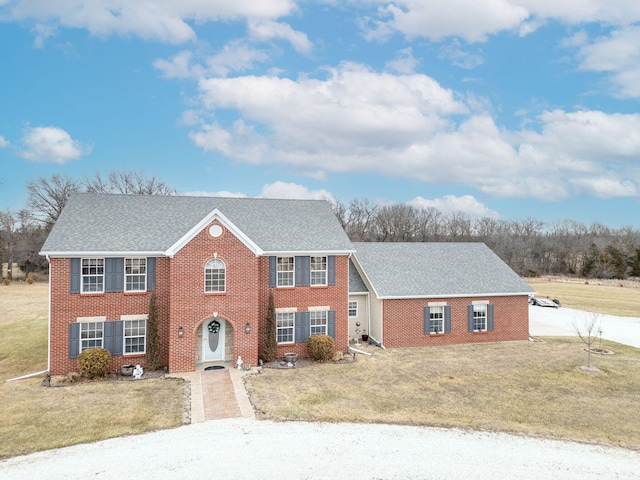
top-left (5, 0), bottom-right (297, 44)
top-left (259, 181), bottom-right (335, 201)
top-left (182, 190), bottom-right (248, 198)
top-left (184, 62), bottom-right (640, 201)
top-left (360, 1), bottom-right (640, 44)
top-left (154, 42), bottom-right (271, 80)
top-left (0, 135), bottom-right (9, 148)
top-left (18, 126), bottom-right (91, 164)
top-left (438, 40), bottom-right (485, 69)
top-left (248, 19), bottom-right (312, 54)
top-left (572, 26), bottom-right (640, 98)
top-left (408, 195), bottom-right (499, 218)
top-left (370, 0), bottom-right (529, 43)
top-left (385, 48), bottom-right (419, 74)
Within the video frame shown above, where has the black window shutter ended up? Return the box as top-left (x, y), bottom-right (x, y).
top-left (269, 257), bottom-right (277, 287)
top-left (147, 257), bottom-right (156, 291)
top-left (295, 256), bottom-right (310, 287)
top-left (294, 312), bottom-right (304, 343)
top-left (103, 321), bottom-right (113, 353)
top-left (105, 258), bottom-right (124, 293)
top-left (444, 306), bottom-right (452, 334)
top-left (467, 305), bottom-right (474, 332)
top-left (70, 258), bottom-right (80, 294)
top-left (423, 306), bottom-right (430, 334)
top-left (112, 321), bottom-right (124, 356)
top-left (487, 304), bottom-right (494, 331)
top-left (328, 310), bottom-right (336, 339)
top-left (328, 256), bottom-right (336, 285)
top-left (69, 323), bottom-right (80, 358)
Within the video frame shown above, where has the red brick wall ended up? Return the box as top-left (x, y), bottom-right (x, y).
top-left (381, 295), bottom-right (530, 348)
top-left (256, 255), bottom-right (350, 359)
top-left (167, 221), bottom-right (261, 373)
top-left (48, 257), bottom-right (170, 375)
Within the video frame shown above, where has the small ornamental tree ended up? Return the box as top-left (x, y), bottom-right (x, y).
top-left (261, 291), bottom-right (277, 363)
top-left (146, 290), bottom-right (160, 369)
top-left (573, 312), bottom-right (602, 369)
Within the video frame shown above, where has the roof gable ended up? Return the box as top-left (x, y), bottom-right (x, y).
top-left (352, 242), bottom-right (534, 298)
top-left (40, 193), bottom-right (354, 257)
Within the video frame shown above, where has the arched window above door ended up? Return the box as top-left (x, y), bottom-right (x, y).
top-left (205, 258), bottom-right (226, 293)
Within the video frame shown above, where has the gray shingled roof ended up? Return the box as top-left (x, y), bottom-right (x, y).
top-left (352, 242), bottom-right (534, 298)
top-left (41, 193), bottom-right (354, 256)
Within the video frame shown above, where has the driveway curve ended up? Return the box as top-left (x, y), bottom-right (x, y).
top-left (2, 418), bottom-right (639, 479)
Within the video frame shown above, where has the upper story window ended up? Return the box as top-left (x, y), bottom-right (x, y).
top-left (348, 301), bottom-right (358, 317)
top-left (205, 258), bottom-right (226, 293)
top-left (310, 256), bottom-right (327, 286)
top-left (80, 321), bottom-right (103, 352)
top-left (429, 306), bottom-right (444, 334)
top-left (473, 304), bottom-right (487, 332)
top-left (277, 257), bottom-right (294, 287)
top-left (81, 258), bottom-right (104, 293)
top-left (276, 312), bottom-right (295, 344)
top-left (125, 258), bottom-right (147, 292)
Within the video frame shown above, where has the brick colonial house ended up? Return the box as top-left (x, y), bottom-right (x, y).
top-left (41, 193), bottom-right (534, 375)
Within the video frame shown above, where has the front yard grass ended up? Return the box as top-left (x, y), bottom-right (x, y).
top-left (246, 338), bottom-right (640, 451)
top-left (0, 282), bottom-right (187, 459)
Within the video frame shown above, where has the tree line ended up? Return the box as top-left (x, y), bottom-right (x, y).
top-left (1, 171), bottom-right (639, 280)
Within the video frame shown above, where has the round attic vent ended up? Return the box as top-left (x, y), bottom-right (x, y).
top-left (209, 224), bottom-right (223, 237)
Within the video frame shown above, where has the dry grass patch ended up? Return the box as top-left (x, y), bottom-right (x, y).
top-left (526, 277), bottom-right (640, 317)
top-left (246, 338), bottom-right (640, 451)
top-left (0, 282), bottom-right (188, 459)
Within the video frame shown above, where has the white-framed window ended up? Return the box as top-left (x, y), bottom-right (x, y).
top-left (429, 306), bottom-right (444, 334)
top-left (473, 304), bottom-right (487, 332)
top-left (277, 256), bottom-right (294, 287)
top-left (81, 258), bottom-right (104, 293)
top-left (125, 258), bottom-right (147, 292)
top-left (310, 310), bottom-right (328, 336)
top-left (124, 318), bottom-right (147, 354)
top-left (276, 312), bottom-right (295, 344)
top-left (348, 301), bottom-right (358, 317)
top-left (310, 256), bottom-right (327, 286)
top-left (80, 321), bottom-right (104, 351)
top-left (205, 258), bottom-right (226, 292)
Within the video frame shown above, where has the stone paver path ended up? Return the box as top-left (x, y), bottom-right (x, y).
top-left (172, 367), bottom-right (255, 423)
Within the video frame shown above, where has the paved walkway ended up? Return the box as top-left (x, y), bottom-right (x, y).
top-left (172, 367), bottom-right (255, 423)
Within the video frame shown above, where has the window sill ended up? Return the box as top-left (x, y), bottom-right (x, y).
top-left (473, 330), bottom-right (488, 334)
top-left (428, 332), bottom-right (446, 336)
top-left (124, 291), bottom-right (148, 295)
top-left (123, 352), bottom-right (146, 356)
top-left (204, 292), bottom-right (227, 296)
top-left (79, 292), bottom-right (104, 296)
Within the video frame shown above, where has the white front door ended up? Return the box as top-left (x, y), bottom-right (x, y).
top-left (202, 319), bottom-right (225, 361)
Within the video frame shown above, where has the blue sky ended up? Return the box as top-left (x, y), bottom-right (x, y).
top-left (1, 1), bottom-right (640, 228)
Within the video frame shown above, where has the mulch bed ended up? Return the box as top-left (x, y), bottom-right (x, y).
top-left (261, 341), bottom-right (381, 369)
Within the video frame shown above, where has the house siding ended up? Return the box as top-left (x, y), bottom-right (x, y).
top-left (381, 295), bottom-right (529, 348)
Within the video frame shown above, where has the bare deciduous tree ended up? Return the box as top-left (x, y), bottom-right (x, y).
top-left (26, 174), bottom-right (81, 227)
top-left (84, 170), bottom-right (176, 196)
top-left (573, 312), bottom-right (602, 369)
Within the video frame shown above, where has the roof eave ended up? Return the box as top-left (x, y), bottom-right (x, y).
top-left (376, 291), bottom-right (535, 300)
top-left (40, 251), bottom-right (167, 258)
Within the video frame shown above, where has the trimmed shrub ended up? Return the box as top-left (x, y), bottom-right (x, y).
top-left (3, 277), bottom-right (10, 286)
top-left (306, 334), bottom-right (334, 361)
top-left (26, 272), bottom-right (35, 284)
top-left (78, 348), bottom-right (111, 378)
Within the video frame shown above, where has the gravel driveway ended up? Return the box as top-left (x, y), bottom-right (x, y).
top-left (2, 418), bottom-right (639, 479)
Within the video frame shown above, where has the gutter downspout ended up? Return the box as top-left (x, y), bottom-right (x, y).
top-left (46, 254), bottom-right (51, 374)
